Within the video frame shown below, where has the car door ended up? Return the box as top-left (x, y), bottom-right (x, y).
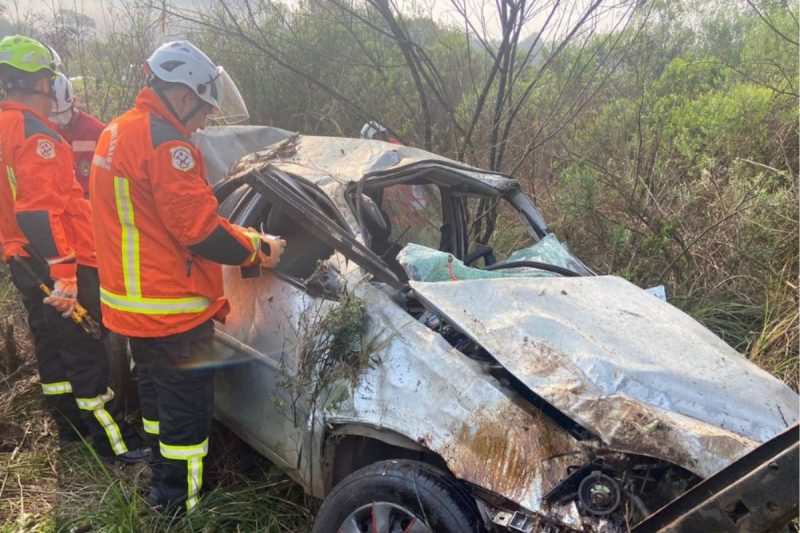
top-left (211, 177), bottom-right (340, 482)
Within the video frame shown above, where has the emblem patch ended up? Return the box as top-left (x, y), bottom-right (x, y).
top-left (36, 139), bottom-right (55, 159)
top-left (79, 159), bottom-right (91, 177)
top-left (170, 146), bottom-right (195, 171)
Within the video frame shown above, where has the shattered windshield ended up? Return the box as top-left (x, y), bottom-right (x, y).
top-left (398, 235), bottom-right (580, 282)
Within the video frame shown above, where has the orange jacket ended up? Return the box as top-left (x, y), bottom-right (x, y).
top-left (90, 88), bottom-right (259, 338)
top-left (0, 101), bottom-right (95, 278)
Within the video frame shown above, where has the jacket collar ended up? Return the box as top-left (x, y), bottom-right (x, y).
top-left (1, 100), bottom-right (59, 129)
top-left (134, 87), bottom-right (190, 137)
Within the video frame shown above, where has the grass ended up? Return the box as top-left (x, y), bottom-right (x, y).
top-left (51, 429), bottom-right (311, 532)
top-left (1, 370), bottom-right (311, 533)
top-left (0, 265), bottom-right (312, 532)
top-left (0, 242), bottom-right (796, 530)
top-left (748, 273), bottom-right (800, 390)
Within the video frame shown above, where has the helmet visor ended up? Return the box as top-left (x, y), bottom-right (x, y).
top-left (208, 67), bottom-right (249, 125)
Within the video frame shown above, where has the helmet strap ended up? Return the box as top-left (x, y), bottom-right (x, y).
top-left (180, 100), bottom-right (206, 125)
top-left (151, 81), bottom-right (204, 126)
top-left (151, 82), bottom-right (185, 124)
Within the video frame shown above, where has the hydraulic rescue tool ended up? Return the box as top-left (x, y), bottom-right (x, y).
top-left (12, 255), bottom-right (102, 339)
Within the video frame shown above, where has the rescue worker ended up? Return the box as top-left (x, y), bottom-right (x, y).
top-left (90, 40), bottom-right (285, 513)
top-left (359, 120), bottom-right (403, 144)
top-left (0, 35), bottom-right (147, 462)
top-left (50, 73), bottom-right (105, 198)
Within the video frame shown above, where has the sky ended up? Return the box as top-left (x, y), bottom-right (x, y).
top-left (4, 0), bottom-right (632, 42)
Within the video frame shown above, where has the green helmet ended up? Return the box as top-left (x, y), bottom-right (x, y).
top-left (0, 35), bottom-right (60, 74)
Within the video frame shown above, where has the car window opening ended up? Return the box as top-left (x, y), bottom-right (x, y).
top-left (230, 186), bottom-right (337, 280)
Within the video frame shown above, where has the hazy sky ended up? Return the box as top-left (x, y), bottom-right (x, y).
top-left (5, 0), bottom-right (630, 41)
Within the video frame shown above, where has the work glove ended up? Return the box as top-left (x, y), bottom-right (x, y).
top-left (257, 233), bottom-right (287, 269)
top-left (44, 277), bottom-right (78, 318)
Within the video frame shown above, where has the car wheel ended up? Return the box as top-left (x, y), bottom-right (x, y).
top-left (312, 459), bottom-right (485, 533)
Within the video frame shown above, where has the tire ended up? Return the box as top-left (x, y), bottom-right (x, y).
top-left (312, 459), bottom-right (485, 533)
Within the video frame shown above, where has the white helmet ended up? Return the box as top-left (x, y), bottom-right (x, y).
top-left (146, 40), bottom-right (248, 124)
top-left (51, 73), bottom-right (74, 114)
top-left (360, 120), bottom-right (388, 140)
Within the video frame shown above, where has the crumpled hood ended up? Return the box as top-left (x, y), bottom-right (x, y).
top-left (410, 275), bottom-right (799, 477)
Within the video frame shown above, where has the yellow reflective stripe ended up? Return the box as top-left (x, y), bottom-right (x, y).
top-left (93, 407), bottom-right (128, 455)
top-left (186, 457), bottom-right (203, 510)
top-left (159, 438), bottom-right (209, 460)
top-left (42, 381), bottom-right (72, 395)
top-left (108, 176), bottom-right (210, 318)
top-left (142, 417), bottom-right (159, 435)
top-left (113, 176), bottom-right (141, 298)
top-left (100, 288), bottom-right (211, 315)
top-left (160, 438), bottom-right (209, 511)
top-left (76, 387), bottom-right (115, 411)
top-left (76, 388), bottom-right (127, 455)
top-left (6, 166), bottom-right (16, 200)
top-left (245, 231), bottom-right (260, 265)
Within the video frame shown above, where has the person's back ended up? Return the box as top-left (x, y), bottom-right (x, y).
top-left (91, 88), bottom-right (233, 336)
top-left (0, 34), bottom-right (147, 463)
top-left (0, 103), bottom-right (94, 264)
top-left (90, 40), bottom-right (285, 514)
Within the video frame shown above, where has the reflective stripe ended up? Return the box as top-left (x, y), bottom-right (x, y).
top-left (108, 177), bottom-right (211, 319)
top-left (6, 166), bottom-right (16, 200)
top-left (93, 406), bottom-right (128, 455)
top-left (76, 387), bottom-right (115, 411)
top-left (245, 231), bottom-right (260, 265)
top-left (160, 438), bottom-right (209, 511)
top-left (100, 288), bottom-right (211, 315)
top-left (42, 381), bottom-right (72, 395)
top-left (113, 176), bottom-right (141, 298)
top-left (76, 388), bottom-right (128, 455)
top-left (142, 417), bottom-right (159, 435)
top-left (186, 457), bottom-right (203, 510)
top-left (71, 140), bottom-right (96, 152)
top-left (160, 438), bottom-right (209, 460)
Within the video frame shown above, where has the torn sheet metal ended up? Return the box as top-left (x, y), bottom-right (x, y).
top-left (409, 276), bottom-right (799, 478)
top-left (271, 135), bottom-right (514, 189)
top-left (324, 282), bottom-right (591, 513)
top-left (199, 126), bottom-right (516, 191)
top-left (193, 125), bottom-right (293, 184)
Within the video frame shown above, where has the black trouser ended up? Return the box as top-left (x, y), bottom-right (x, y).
top-left (129, 320), bottom-right (215, 513)
top-left (9, 259), bottom-right (142, 456)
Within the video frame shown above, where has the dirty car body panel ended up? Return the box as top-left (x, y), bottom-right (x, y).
top-left (195, 127), bottom-right (799, 531)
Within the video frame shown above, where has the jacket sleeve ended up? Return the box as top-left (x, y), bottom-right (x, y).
top-left (148, 140), bottom-right (259, 266)
top-left (14, 133), bottom-right (77, 278)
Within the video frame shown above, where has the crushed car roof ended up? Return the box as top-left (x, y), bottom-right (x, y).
top-left (196, 125), bottom-right (517, 191)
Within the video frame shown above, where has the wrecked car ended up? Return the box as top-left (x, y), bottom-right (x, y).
top-left (193, 126), bottom-right (799, 532)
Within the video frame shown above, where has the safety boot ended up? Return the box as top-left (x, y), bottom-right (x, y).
top-left (104, 446), bottom-right (151, 465)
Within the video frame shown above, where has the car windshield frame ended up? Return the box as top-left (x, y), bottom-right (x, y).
top-left (214, 167), bottom-right (403, 287)
top-left (349, 166), bottom-right (593, 276)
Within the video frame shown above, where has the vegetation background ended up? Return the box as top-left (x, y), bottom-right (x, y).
top-left (0, 0), bottom-right (796, 530)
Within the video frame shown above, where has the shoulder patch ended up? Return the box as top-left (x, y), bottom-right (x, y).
top-left (36, 138), bottom-right (56, 159)
top-left (23, 112), bottom-right (60, 141)
top-left (170, 146), bottom-right (195, 171)
top-left (150, 115), bottom-right (187, 148)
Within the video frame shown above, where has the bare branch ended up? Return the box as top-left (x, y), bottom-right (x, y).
top-left (746, 0), bottom-right (799, 46)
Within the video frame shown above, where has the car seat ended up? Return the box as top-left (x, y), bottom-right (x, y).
top-left (358, 194), bottom-right (408, 279)
top-left (358, 194), bottom-right (392, 256)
